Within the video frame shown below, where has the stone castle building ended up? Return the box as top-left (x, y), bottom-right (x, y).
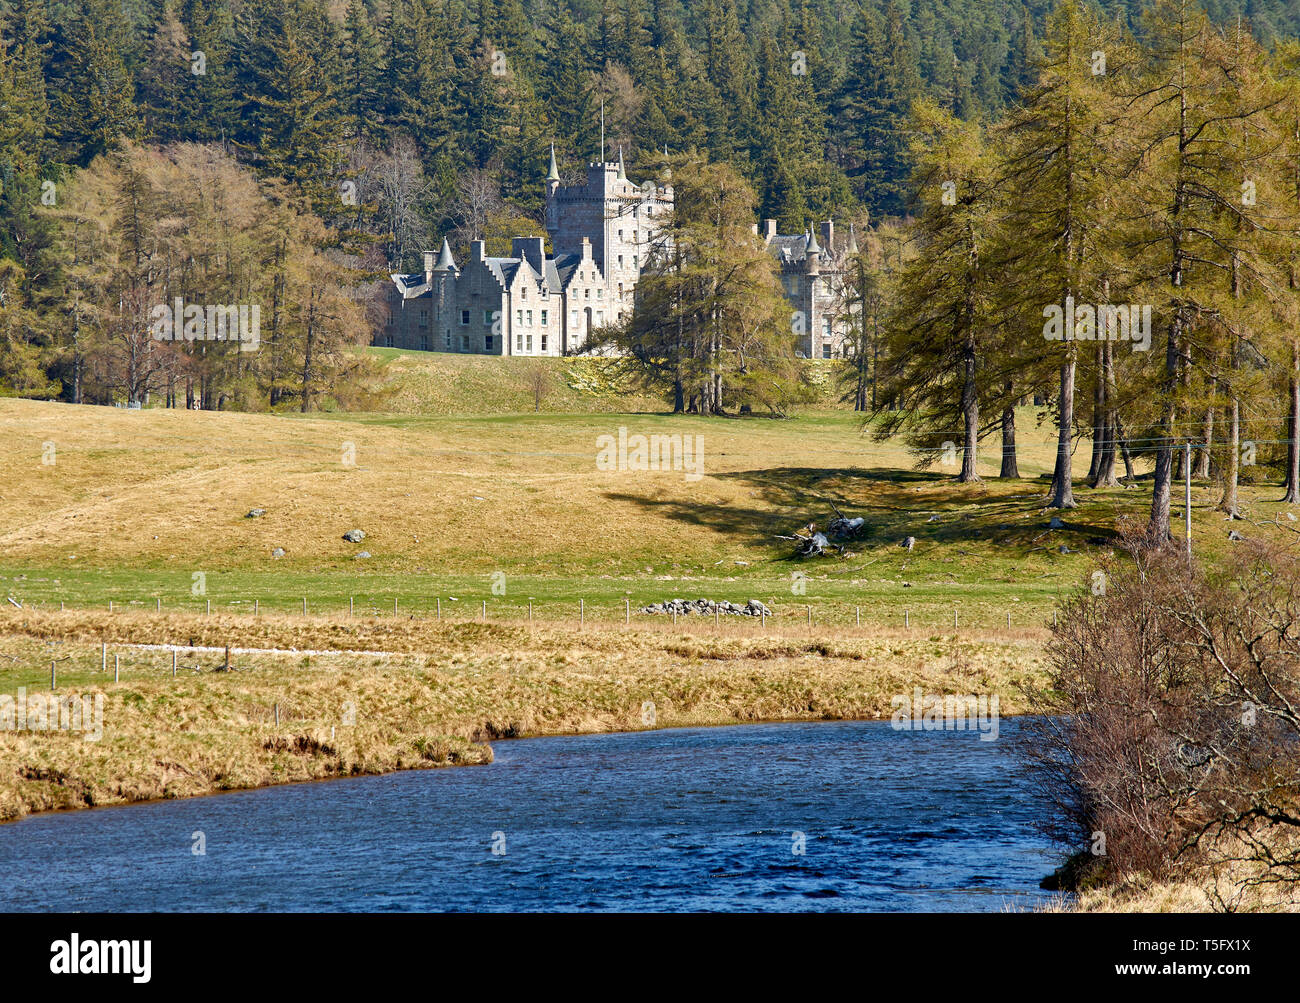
top-left (380, 148), bottom-right (855, 359)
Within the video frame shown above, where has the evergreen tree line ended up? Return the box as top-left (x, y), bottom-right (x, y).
top-left (844, 0), bottom-right (1300, 542)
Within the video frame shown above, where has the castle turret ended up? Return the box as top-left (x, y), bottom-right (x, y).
top-left (433, 237), bottom-right (456, 272)
top-left (805, 225), bottom-right (822, 274)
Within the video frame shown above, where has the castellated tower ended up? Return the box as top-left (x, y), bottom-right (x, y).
top-left (546, 147), bottom-right (673, 323)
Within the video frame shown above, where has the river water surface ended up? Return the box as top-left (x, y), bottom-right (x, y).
top-left (0, 719), bottom-right (1063, 912)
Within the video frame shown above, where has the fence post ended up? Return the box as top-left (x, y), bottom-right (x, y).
top-left (206, 599), bottom-right (211, 616)
top-left (172, 650), bottom-right (177, 678)
top-left (672, 607), bottom-right (677, 627)
top-left (302, 597), bottom-right (307, 615)
top-left (114, 655), bottom-right (119, 683)
top-left (394, 598), bottom-right (398, 616)
top-left (101, 643), bottom-right (106, 673)
top-left (482, 599), bottom-right (486, 622)
top-left (905, 610), bottom-right (910, 629)
top-left (274, 703), bottom-right (279, 727)
top-left (109, 601), bottom-right (113, 613)
top-left (51, 660), bottom-right (55, 691)
top-left (529, 599), bottom-right (533, 622)
top-left (715, 606), bottom-right (719, 628)
top-left (856, 606), bottom-right (861, 627)
top-left (437, 598), bottom-right (441, 620)
top-left (580, 599), bottom-right (584, 627)
top-left (761, 610), bottom-right (766, 628)
top-left (806, 605), bottom-right (811, 627)
top-left (156, 598), bottom-right (161, 612)
top-left (1007, 611), bottom-right (1011, 629)
top-left (60, 601), bottom-right (64, 611)
top-left (255, 599), bottom-right (259, 615)
top-left (954, 609), bottom-right (958, 630)
top-left (625, 599), bottom-right (630, 624)
top-left (350, 596), bottom-right (354, 616)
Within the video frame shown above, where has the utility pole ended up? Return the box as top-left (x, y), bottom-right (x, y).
top-left (1185, 441), bottom-right (1193, 567)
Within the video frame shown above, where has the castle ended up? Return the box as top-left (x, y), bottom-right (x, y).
top-left (380, 148), bottom-right (855, 359)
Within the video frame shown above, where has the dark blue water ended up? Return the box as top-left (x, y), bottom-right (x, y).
top-left (0, 719), bottom-right (1062, 912)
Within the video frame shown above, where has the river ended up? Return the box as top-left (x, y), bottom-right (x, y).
top-left (0, 719), bottom-right (1063, 912)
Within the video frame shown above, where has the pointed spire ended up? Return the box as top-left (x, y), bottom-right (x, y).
top-left (806, 222), bottom-right (821, 255)
top-left (617, 146), bottom-right (627, 181)
top-left (547, 143), bottom-right (559, 183)
top-left (847, 223), bottom-right (859, 254)
top-left (435, 237), bottom-right (456, 271)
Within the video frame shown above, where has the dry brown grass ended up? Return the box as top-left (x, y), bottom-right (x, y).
top-left (0, 606), bottom-right (1046, 823)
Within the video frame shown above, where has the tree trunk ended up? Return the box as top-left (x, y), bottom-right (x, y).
top-left (1000, 398), bottom-right (1019, 479)
top-left (959, 335), bottom-right (980, 483)
top-left (1087, 342), bottom-right (1104, 484)
top-left (1195, 406), bottom-right (1212, 479)
top-left (1048, 355), bottom-right (1076, 507)
top-left (1284, 340), bottom-right (1300, 503)
top-left (1148, 312), bottom-right (1183, 542)
top-left (1218, 395), bottom-right (1241, 518)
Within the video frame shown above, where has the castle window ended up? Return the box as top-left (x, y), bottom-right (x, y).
top-left (461, 334), bottom-right (469, 351)
top-left (540, 310), bottom-right (548, 325)
top-left (483, 310), bottom-right (494, 325)
top-left (444, 330), bottom-right (451, 348)
top-left (421, 335), bottom-right (429, 351)
top-left (597, 289), bottom-right (603, 299)
top-left (516, 309), bottom-right (523, 325)
top-left (521, 286), bottom-right (527, 300)
top-left (822, 344), bottom-right (832, 359)
top-left (570, 310), bottom-right (578, 326)
top-left (526, 310), bottom-right (533, 325)
top-left (485, 335), bottom-right (494, 351)
top-left (618, 230), bottom-right (624, 240)
top-left (526, 334), bottom-right (533, 351)
top-left (584, 288), bottom-right (590, 299)
top-left (541, 335), bottom-right (547, 351)
top-left (633, 255), bottom-right (638, 267)
top-left (618, 255), bottom-right (623, 269)
top-left (460, 310), bottom-right (470, 325)
top-left (516, 333), bottom-right (523, 351)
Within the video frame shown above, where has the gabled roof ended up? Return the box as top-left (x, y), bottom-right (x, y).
top-left (390, 273), bottom-right (433, 298)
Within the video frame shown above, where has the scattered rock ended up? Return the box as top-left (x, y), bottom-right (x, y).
top-left (1049, 516), bottom-right (1065, 529)
top-left (271, 547), bottom-right (285, 559)
top-left (245, 508), bottom-right (266, 519)
top-left (1228, 529), bottom-right (1245, 542)
top-left (1058, 545), bottom-right (1071, 554)
top-left (342, 529), bottom-right (366, 543)
top-left (354, 551), bottom-right (371, 560)
top-left (639, 597), bottom-right (771, 618)
top-left (927, 514), bottom-right (941, 522)
top-left (902, 536), bottom-right (916, 551)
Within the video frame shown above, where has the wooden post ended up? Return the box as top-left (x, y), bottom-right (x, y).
top-left (60, 601), bottom-right (64, 611)
top-left (482, 599), bottom-right (486, 622)
top-left (206, 599), bottom-right (210, 616)
top-left (101, 643), bottom-right (106, 673)
top-left (172, 650), bottom-right (177, 678)
top-left (954, 609), bottom-right (958, 630)
top-left (394, 598), bottom-right (398, 616)
top-left (114, 655), bottom-right (119, 683)
top-left (580, 599), bottom-right (585, 627)
top-left (672, 607), bottom-right (677, 626)
top-left (715, 606), bottom-right (719, 628)
top-left (51, 660), bottom-right (55, 690)
top-left (806, 605), bottom-right (811, 627)
top-left (156, 598), bottom-right (161, 612)
top-left (529, 599), bottom-right (533, 622)
top-left (437, 598), bottom-right (441, 620)
top-left (274, 702), bottom-right (279, 727)
top-left (1007, 611), bottom-right (1011, 629)
top-left (856, 606), bottom-right (861, 627)
top-left (905, 610), bottom-right (910, 629)
top-left (109, 601), bottom-right (113, 613)
top-left (350, 596), bottom-right (354, 616)
top-left (224, 645), bottom-right (231, 671)
top-left (761, 610), bottom-right (766, 628)
top-left (255, 599), bottom-right (259, 615)
top-left (625, 599), bottom-right (629, 624)
top-left (302, 597), bottom-right (307, 615)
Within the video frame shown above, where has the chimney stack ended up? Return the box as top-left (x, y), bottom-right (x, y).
top-left (423, 251), bottom-right (435, 280)
top-left (471, 240), bottom-right (486, 262)
top-left (764, 219), bottom-right (777, 242)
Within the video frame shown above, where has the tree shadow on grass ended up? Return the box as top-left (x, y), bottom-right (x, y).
top-left (603, 465), bottom-right (1122, 557)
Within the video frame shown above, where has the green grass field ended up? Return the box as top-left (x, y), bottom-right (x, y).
top-left (2, 357), bottom-right (1295, 631)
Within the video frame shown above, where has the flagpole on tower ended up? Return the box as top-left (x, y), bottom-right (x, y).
top-left (601, 97), bottom-right (606, 162)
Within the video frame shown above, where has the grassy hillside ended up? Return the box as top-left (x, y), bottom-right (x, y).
top-left (367, 348), bottom-right (848, 415)
top-left (2, 393), bottom-right (1295, 629)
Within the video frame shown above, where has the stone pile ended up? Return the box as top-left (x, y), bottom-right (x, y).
top-left (639, 598), bottom-right (772, 618)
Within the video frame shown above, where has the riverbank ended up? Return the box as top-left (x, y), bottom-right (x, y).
top-left (0, 607), bottom-right (1047, 823)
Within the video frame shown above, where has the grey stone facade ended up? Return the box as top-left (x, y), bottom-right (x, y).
top-left (380, 151), bottom-right (855, 358)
